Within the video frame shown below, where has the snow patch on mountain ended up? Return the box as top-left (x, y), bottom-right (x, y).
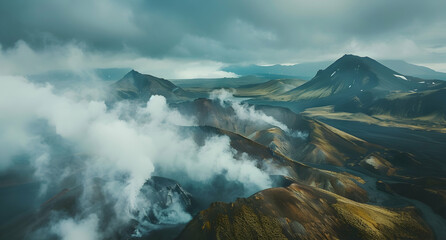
top-left (393, 74), bottom-right (407, 80)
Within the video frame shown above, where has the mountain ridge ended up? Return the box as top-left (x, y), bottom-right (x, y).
top-left (112, 70), bottom-right (193, 102)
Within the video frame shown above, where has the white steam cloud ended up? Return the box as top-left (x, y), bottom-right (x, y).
top-left (210, 89), bottom-right (289, 131)
top-left (210, 89), bottom-right (308, 139)
top-left (51, 214), bottom-right (100, 240)
top-left (0, 76), bottom-right (274, 238)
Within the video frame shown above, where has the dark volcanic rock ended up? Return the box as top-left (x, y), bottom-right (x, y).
top-left (177, 183), bottom-right (433, 240)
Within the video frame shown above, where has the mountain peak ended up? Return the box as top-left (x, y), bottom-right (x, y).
top-left (332, 54), bottom-right (374, 68)
top-left (339, 54), bottom-right (373, 59)
top-left (323, 54), bottom-right (396, 77)
top-left (341, 53), bottom-right (361, 58)
top-left (338, 54), bottom-right (364, 61)
top-left (113, 70), bottom-right (192, 102)
top-left (279, 54), bottom-right (440, 102)
top-left (117, 70), bottom-right (174, 90)
top-left (124, 69), bottom-right (146, 78)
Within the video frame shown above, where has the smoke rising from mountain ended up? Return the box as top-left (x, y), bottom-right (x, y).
top-left (0, 76), bottom-right (275, 238)
top-left (210, 89), bottom-right (290, 131)
top-left (210, 89), bottom-right (308, 139)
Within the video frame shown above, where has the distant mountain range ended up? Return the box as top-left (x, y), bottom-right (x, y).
top-left (240, 55), bottom-right (446, 122)
top-left (224, 59), bottom-right (446, 81)
top-left (108, 55), bottom-right (446, 122)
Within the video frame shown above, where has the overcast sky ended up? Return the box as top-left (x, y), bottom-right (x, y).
top-left (1, 0), bottom-right (445, 78)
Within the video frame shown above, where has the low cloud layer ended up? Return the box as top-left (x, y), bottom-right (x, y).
top-left (0, 41), bottom-right (237, 78)
top-left (1, 0), bottom-right (445, 76)
top-left (0, 76), bottom-right (275, 238)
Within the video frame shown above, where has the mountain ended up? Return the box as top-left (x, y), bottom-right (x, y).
top-left (0, 176), bottom-right (195, 240)
top-left (3, 88), bottom-right (446, 239)
top-left (192, 126), bottom-right (369, 203)
top-left (177, 182), bottom-right (433, 240)
top-left (267, 55), bottom-right (446, 113)
top-left (224, 59), bottom-right (446, 81)
top-left (0, 123), bottom-right (372, 239)
top-left (112, 70), bottom-right (193, 102)
top-left (6, 67), bottom-right (446, 239)
top-left (175, 99), bottom-right (442, 177)
top-left (266, 56), bottom-right (444, 133)
top-left (279, 55), bottom-right (442, 100)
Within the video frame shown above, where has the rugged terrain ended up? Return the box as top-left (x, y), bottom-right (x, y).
top-left (2, 55), bottom-right (446, 239)
top-left (178, 183), bottom-right (433, 240)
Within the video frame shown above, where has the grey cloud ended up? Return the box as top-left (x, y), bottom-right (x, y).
top-left (0, 0), bottom-right (445, 70)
